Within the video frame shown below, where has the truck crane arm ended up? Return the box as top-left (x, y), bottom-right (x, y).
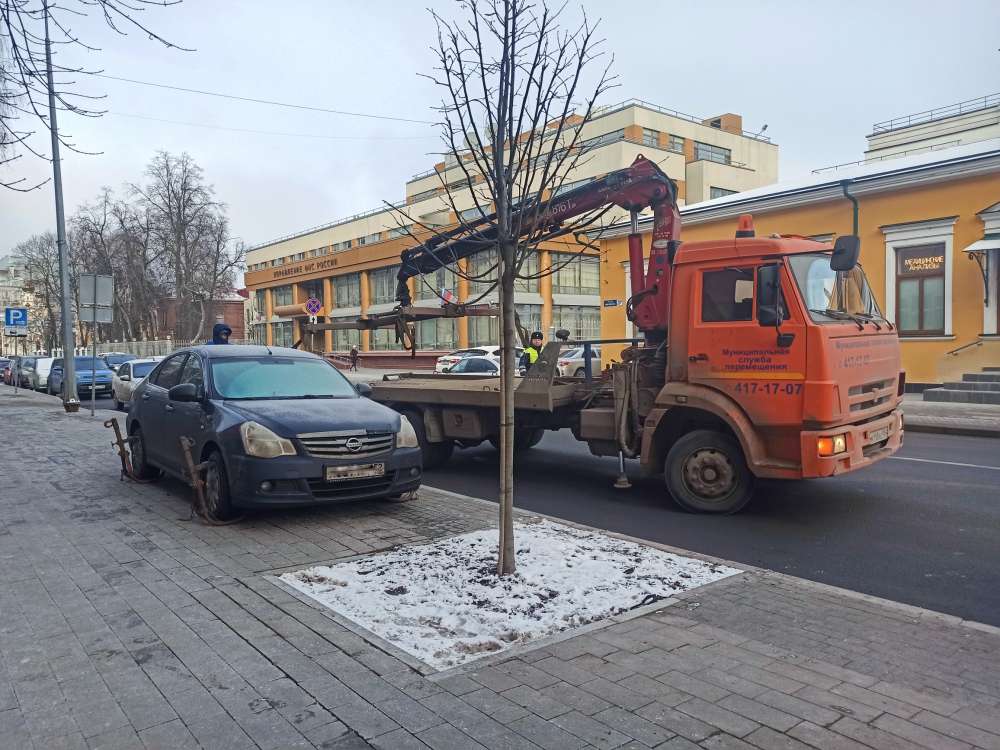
top-left (394, 155), bottom-right (682, 335)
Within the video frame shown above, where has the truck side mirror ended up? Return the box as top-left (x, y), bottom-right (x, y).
top-left (831, 235), bottom-right (861, 271)
top-left (756, 264), bottom-right (784, 327)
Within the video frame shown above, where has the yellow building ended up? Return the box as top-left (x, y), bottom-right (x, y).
top-left (599, 139), bottom-right (1000, 386)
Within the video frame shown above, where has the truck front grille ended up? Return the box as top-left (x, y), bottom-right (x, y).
top-left (297, 431), bottom-right (394, 459)
top-left (848, 378), bottom-right (894, 412)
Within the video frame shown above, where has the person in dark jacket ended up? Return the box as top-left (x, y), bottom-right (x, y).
top-left (208, 323), bottom-right (232, 345)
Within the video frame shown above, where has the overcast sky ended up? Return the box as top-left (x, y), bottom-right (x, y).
top-left (2, 0), bottom-right (998, 258)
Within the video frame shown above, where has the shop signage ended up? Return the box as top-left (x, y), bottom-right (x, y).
top-left (900, 250), bottom-right (944, 274)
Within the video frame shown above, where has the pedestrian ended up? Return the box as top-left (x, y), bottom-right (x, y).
top-left (518, 331), bottom-right (544, 373)
top-left (350, 345), bottom-right (359, 372)
top-left (208, 323), bottom-right (232, 345)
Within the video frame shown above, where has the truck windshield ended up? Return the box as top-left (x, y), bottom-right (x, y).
top-left (788, 253), bottom-right (883, 323)
top-left (211, 357), bottom-right (359, 399)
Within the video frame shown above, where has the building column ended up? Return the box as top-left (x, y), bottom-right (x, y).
top-left (457, 258), bottom-right (470, 348)
top-left (540, 249), bottom-right (553, 336)
top-left (291, 283), bottom-right (302, 345)
top-left (322, 277), bottom-right (334, 352)
top-left (264, 288), bottom-right (274, 346)
top-left (359, 270), bottom-right (371, 352)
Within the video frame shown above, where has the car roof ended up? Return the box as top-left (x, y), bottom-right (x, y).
top-left (178, 345), bottom-right (318, 360)
top-left (125, 357), bottom-right (162, 364)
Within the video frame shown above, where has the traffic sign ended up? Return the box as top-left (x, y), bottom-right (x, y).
top-left (4, 326), bottom-right (28, 337)
top-left (305, 297), bottom-right (323, 316)
top-left (603, 299), bottom-right (621, 308)
top-left (3, 307), bottom-right (28, 327)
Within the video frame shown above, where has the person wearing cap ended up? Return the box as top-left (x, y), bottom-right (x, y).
top-left (519, 331), bottom-right (544, 373)
top-left (208, 323), bottom-right (232, 345)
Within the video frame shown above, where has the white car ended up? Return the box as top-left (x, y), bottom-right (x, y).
top-left (442, 356), bottom-right (500, 375)
top-left (435, 345), bottom-right (523, 372)
top-left (557, 345), bottom-right (602, 377)
top-left (111, 357), bottom-right (162, 410)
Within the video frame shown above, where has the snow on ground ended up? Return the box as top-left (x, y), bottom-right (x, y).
top-left (280, 520), bottom-right (741, 670)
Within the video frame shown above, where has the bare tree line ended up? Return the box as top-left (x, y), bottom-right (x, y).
top-left (14, 150), bottom-right (244, 350)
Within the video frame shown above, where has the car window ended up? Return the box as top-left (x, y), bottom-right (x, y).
top-left (450, 359), bottom-right (470, 373)
top-left (152, 354), bottom-right (186, 389)
top-left (474, 359), bottom-right (498, 373)
top-left (211, 357), bottom-right (358, 399)
top-left (132, 362), bottom-right (157, 378)
top-left (119, 364), bottom-right (130, 378)
top-left (52, 359), bottom-right (62, 369)
top-left (179, 355), bottom-right (204, 389)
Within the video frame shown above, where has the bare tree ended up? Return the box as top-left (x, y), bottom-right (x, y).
top-left (0, 0), bottom-right (187, 191)
top-left (394, 0), bottom-right (614, 574)
top-left (18, 230), bottom-right (60, 349)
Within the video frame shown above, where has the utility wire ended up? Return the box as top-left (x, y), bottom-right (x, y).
top-left (92, 73), bottom-right (437, 125)
top-left (108, 111), bottom-right (438, 141)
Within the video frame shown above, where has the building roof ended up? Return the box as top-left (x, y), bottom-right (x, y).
top-left (602, 138), bottom-right (1000, 238)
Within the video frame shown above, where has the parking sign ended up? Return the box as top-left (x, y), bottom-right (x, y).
top-left (4, 307), bottom-right (28, 328)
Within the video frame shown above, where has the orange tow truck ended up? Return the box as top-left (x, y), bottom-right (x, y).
top-left (307, 156), bottom-right (904, 513)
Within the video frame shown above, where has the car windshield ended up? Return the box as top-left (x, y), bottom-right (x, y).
top-left (132, 362), bottom-right (157, 377)
top-left (788, 253), bottom-right (882, 322)
top-left (211, 357), bottom-right (358, 399)
top-left (105, 354), bottom-right (135, 365)
top-left (74, 357), bottom-right (109, 369)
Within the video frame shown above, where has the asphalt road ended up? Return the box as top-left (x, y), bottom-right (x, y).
top-left (426, 428), bottom-right (1000, 627)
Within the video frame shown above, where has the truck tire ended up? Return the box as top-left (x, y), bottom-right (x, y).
top-left (489, 427), bottom-right (544, 453)
top-left (403, 410), bottom-right (454, 469)
top-left (664, 429), bottom-right (754, 514)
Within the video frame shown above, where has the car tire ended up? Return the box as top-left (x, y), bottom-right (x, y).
top-left (403, 409), bottom-right (454, 469)
top-left (574, 367), bottom-right (586, 377)
top-left (128, 425), bottom-right (161, 480)
top-left (489, 427), bottom-right (545, 453)
top-left (203, 451), bottom-right (237, 521)
top-left (112, 393), bottom-right (122, 411)
top-left (664, 429), bottom-right (754, 514)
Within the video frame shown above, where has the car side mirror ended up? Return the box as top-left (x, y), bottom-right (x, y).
top-left (168, 383), bottom-right (200, 402)
top-left (442, 366), bottom-right (453, 373)
top-left (355, 382), bottom-right (373, 397)
top-left (120, 375), bottom-right (131, 382)
top-left (756, 264), bottom-right (784, 327)
top-left (831, 235), bottom-right (861, 271)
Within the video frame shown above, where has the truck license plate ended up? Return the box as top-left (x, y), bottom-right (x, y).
top-left (866, 426), bottom-right (890, 444)
top-left (325, 463), bottom-right (385, 481)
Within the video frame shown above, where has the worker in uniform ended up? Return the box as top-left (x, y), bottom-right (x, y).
top-left (518, 331), bottom-right (544, 374)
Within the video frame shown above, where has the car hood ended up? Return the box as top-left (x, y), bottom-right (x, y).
top-left (219, 397), bottom-right (400, 437)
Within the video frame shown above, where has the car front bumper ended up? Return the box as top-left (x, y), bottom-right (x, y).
top-left (226, 447), bottom-right (423, 508)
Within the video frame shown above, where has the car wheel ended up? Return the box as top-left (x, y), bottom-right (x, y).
top-left (128, 425), bottom-right (161, 480)
top-left (489, 427), bottom-right (544, 453)
top-left (664, 429), bottom-right (754, 514)
top-left (403, 409), bottom-right (454, 469)
top-left (112, 393), bottom-right (122, 411)
top-left (574, 367), bottom-right (586, 377)
top-left (202, 451), bottom-right (236, 521)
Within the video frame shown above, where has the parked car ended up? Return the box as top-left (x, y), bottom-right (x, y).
top-left (443, 356), bottom-right (499, 375)
top-left (26, 357), bottom-right (54, 391)
top-left (15, 356), bottom-right (35, 388)
top-left (0, 357), bottom-right (12, 385)
top-left (126, 345), bottom-right (422, 518)
top-left (557, 345), bottom-right (602, 377)
top-left (111, 357), bottom-right (162, 410)
top-left (102, 352), bottom-right (138, 373)
top-left (435, 345), bottom-right (523, 372)
top-left (48, 356), bottom-right (116, 397)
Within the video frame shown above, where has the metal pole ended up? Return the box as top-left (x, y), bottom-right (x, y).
top-left (14, 334), bottom-right (19, 394)
top-left (44, 2), bottom-right (79, 412)
top-left (91, 273), bottom-right (97, 416)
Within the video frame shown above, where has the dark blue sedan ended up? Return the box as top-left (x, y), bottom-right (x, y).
top-left (48, 356), bottom-right (115, 397)
top-left (125, 346), bottom-right (422, 519)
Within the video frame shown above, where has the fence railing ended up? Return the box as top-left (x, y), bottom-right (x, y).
top-left (871, 93), bottom-right (999, 134)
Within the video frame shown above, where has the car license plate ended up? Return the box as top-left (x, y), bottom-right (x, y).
top-left (866, 426), bottom-right (890, 444)
top-left (325, 463), bottom-right (385, 481)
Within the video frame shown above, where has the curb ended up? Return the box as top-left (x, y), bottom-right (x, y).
top-left (904, 420), bottom-right (1000, 438)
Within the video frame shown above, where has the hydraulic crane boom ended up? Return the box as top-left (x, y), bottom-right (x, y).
top-left (395, 155), bottom-right (682, 336)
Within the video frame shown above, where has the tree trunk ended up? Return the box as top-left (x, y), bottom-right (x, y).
top-left (497, 240), bottom-right (517, 575)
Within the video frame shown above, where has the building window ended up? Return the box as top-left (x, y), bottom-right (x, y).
top-left (253, 290), bottom-right (266, 319)
top-left (388, 225), bottom-right (412, 239)
top-left (710, 186), bottom-right (737, 199)
top-left (552, 305), bottom-right (600, 340)
top-left (332, 319), bottom-right (360, 352)
top-left (515, 251), bottom-right (540, 293)
top-left (701, 268), bottom-right (754, 322)
top-left (333, 273), bottom-right (361, 308)
top-left (410, 188), bottom-right (438, 203)
top-left (668, 134), bottom-right (684, 153)
top-left (294, 252), bottom-right (306, 261)
top-left (552, 253), bottom-right (600, 295)
top-left (467, 304), bottom-right (539, 346)
top-left (469, 249), bottom-right (499, 295)
top-left (309, 247), bottom-right (328, 257)
top-left (641, 128), bottom-right (660, 148)
top-left (417, 265), bottom-right (459, 302)
top-left (369, 265), bottom-right (400, 305)
top-left (300, 279), bottom-right (324, 308)
top-left (370, 327), bottom-right (403, 351)
top-left (552, 178), bottom-right (589, 197)
top-left (416, 318), bottom-right (458, 350)
top-left (581, 128), bottom-right (625, 152)
top-left (333, 240), bottom-right (352, 252)
top-left (896, 245), bottom-right (945, 336)
top-left (694, 141), bottom-right (732, 165)
top-left (358, 232), bottom-right (382, 246)
top-left (271, 285), bottom-right (293, 307)
top-left (249, 323), bottom-right (266, 344)
top-left (460, 205), bottom-right (489, 222)
top-left (271, 321), bottom-right (293, 347)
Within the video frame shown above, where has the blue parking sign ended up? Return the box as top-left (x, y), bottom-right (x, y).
top-left (4, 307), bottom-right (28, 327)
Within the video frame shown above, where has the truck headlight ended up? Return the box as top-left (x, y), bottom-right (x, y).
top-left (240, 421), bottom-right (297, 458)
top-left (817, 434), bottom-right (847, 457)
top-left (397, 416), bottom-right (419, 448)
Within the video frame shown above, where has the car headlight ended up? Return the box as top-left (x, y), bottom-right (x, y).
top-left (397, 416), bottom-right (419, 448)
top-left (240, 420), bottom-right (297, 458)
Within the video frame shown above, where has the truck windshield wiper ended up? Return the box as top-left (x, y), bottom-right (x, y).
top-left (809, 308), bottom-right (865, 330)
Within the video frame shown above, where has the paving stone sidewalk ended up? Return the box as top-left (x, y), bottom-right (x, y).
top-left (1, 386), bottom-right (999, 750)
top-left (902, 395), bottom-right (1000, 438)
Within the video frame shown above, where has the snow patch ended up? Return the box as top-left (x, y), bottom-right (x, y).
top-left (280, 519), bottom-right (740, 670)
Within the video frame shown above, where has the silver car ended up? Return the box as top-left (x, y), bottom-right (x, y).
top-left (557, 346), bottom-right (602, 377)
top-left (23, 356), bottom-right (55, 391)
top-left (111, 357), bottom-right (162, 410)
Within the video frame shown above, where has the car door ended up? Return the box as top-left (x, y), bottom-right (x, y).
top-left (140, 353), bottom-right (187, 467)
top-left (49, 359), bottom-right (63, 393)
top-left (114, 363), bottom-right (129, 401)
top-left (160, 354), bottom-right (208, 474)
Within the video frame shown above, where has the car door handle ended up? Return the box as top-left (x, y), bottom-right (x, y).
top-left (688, 353), bottom-right (709, 362)
top-left (141, 393), bottom-right (151, 400)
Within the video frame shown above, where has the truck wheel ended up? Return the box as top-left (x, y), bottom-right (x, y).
top-left (404, 410), bottom-right (454, 469)
top-left (489, 427), bottom-right (544, 453)
top-left (664, 429), bottom-right (754, 514)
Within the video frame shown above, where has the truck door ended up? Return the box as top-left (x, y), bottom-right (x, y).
top-left (687, 263), bottom-right (806, 426)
